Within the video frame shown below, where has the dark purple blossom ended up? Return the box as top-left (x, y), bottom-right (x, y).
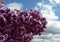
top-left (0, 9), bottom-right (47, 42)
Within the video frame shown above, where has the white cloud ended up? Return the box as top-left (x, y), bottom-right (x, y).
top-left (49, 0), bottom-right (60, 4)
top-left (32, 0), bottom-right (60, 42)
top-left (45, 20), bottom-right (60, 34)
top-left (31, 34), bottom-right (60, 42)
top-left (41, 5), bottom-right (58, 20)
top-left (35, 2), bottom-right (58, 20)
top-left (37, 2), bottom-right (43, 7)
top-left (6, 2), bottom-right (23, 10)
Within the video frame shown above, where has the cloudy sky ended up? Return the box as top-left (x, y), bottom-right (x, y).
top-left (4, 0), bottom-right (60, 42)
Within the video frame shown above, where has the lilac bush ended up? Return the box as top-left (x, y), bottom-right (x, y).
top-left (0, 8), bottom-right (47, 42)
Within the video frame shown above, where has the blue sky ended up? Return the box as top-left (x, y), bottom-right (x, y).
top-left (4, 0), bottom-right (51, 9)
top-left (4, 0), bottom-right (40, 9)
top-left (4, 0), bottom-right (60, 42)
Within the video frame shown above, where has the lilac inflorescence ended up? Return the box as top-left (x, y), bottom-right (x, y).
top-left (0, 8), bottom-right (47, 42)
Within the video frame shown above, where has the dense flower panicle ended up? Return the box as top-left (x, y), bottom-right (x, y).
top-left (0, 8), bottom-right (47, 42)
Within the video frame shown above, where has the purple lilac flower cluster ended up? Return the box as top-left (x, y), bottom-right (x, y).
top-left (0, 9), bottom-right (47, 42)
